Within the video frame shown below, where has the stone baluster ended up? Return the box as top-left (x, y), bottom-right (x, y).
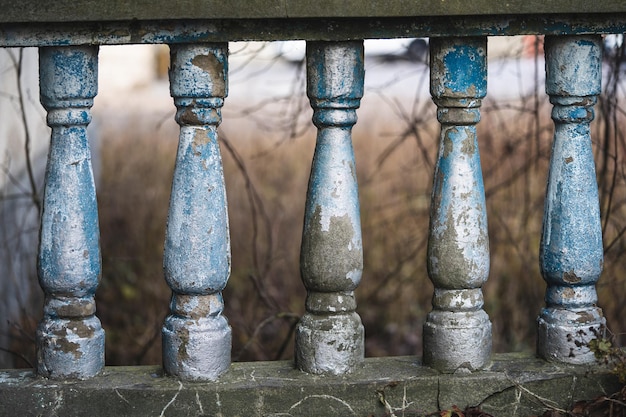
top-left (37, 46), bottom-right (105, 379)
top-left (424, 37), bottom-right (492, 372)
top-left (537, 35), bottom-right (606, 364)
top-left (162, 44), bottom-right (232, 380)
top-left (296, 41), bottom-right (365, 375)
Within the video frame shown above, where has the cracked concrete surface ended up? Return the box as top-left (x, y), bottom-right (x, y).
top-left (0, 353), bottom-right (621, 416)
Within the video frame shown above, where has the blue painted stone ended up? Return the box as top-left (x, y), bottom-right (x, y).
top-left (296, 41), bottom-right (365, 375)
top-left (36, 46), bottom-right (104, 379)
top-left (162, 43), bottom-right (232, 381)
top-left (424, 37), bottom-right (492, 372)
top-left (538, 35), bottom-right (605, 365)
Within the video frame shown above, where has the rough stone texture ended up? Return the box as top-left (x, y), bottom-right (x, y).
top-left (425, 37), bottom-right (491, 372)
top-left (0, 0), bottom-right (623, 22)
top-left (1, 16), bottom-right (626, 47)
top-left (296, 41), bottom-right (365, 375)
top-left (162, 44), bottom-right (232, 381)
top-left (0, 354), bottom-right (621, 416)
top-left (538, 35), bottom-right (605, 365)
top-left (37, 46), bottom-right (104, 380)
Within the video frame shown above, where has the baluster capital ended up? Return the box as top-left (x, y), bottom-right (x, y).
top-left (430, 36), bottom-right (487, 125)
top-left (39, 46), bottom-right (98, 110)
top-left (306, 41), bottom-right (364, 129)
top-left (170, 43), bottom-right (228, 127)
top-left (545, 36), bottom-right (602, 99)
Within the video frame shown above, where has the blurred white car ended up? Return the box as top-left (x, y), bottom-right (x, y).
top-left (603, 34), bottom-right (624, 61)
top-left (273, 38), bottom-right (428, 63)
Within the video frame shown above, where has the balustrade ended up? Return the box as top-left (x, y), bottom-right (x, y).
top-left (24, 34), bottom-right (614, 378)
top-left (28, 36), bottom-right (611, 376)
top-left (0, 4), bottom-right (621, 415)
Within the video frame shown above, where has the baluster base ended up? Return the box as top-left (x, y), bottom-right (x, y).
top-left (423, 310), bottom-right (491, 372)
top-left (537, 306), bottom-right (605, 364)
top-left (36, 316), bottom-right (105, 379)
top-left (162, 315), bottom-right (231, 381)
top-left (295, 312), bottom-right (364, 375)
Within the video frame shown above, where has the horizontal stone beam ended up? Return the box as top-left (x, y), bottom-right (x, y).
top-left (1, 15), bottom-right (626, 47)
top-left (0, 353), bottom-right (620, 416)
top-left (0, 0), bottom-right (624, 22)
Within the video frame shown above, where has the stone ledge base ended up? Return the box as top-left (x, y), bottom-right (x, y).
top-left (0, 353), bottom-right (621, 416)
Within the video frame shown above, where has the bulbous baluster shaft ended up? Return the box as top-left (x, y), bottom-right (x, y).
top-left (37, 46), bottom-right (104, 379)
top-left (296, 41), bottom-right (365, 375)
top-left (538, 35), bottom-right (606, 364)
top-left (162, 44), bottom-right (232, 381)
top-left (424, 37), bottom-right (492, 372)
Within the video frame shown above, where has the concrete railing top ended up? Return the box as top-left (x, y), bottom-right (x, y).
top-left (0, 0), bottom-right (625, 21)
top-left (0, 0), bottom-right (625, 46)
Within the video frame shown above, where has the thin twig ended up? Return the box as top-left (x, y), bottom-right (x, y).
top-left (505, 375), bottom-right (569, 414)
top-left (10, 49), bottom-right (40, 214)
top-left (233, 312), bottom-right (299, 361)
top-left (220, 132), bottom-right (277, 310)
top-left (0, 346), bottom-right (33, 368)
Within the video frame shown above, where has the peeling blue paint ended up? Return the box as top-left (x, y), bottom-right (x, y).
top-left (429, 125), bottom-right (489, 288)
top-left (431, 38), bottom-right (487, 100)
top-left (297, 41), bottom-right (365, 375)
top-left (538, 35), bottom-right (605, 365)
top-left (36, 46), bottom-right (104, 380)
top-left (541, 122), bottom-right (603, 284)
top-left (162, 43), bottom-right (232, 381)
top-left (164, 126), bottom-right (230, 294)
top-left (424, 37), bottom-right (492, 372)
top-left (444, 47), bottom-right (485, 95)
top-left (13, 9), bottom-right (621, 389)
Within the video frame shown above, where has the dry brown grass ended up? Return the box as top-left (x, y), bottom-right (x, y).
top-left (92, 63), bottom-right (626, 366)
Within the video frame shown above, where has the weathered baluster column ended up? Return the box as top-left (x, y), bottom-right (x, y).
top-left (296, 41), bottom-right (365, 375)
top-left (538, 35), bottom-right (605, 364)
top-left (37, 46), bottom-right (105, 379)
top-left (162, 44), bottom-right (232, 380)
top-left (424, 37), bottom-right (492, 371)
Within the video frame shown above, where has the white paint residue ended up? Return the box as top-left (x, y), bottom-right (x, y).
top-left (0, 372), bottom-right (19, 384)
top-left (195, 391), bottom-right (204, 414)
top-left (215, 391), bottom-right (225, 417)
top-left (159, 380), bottom-right (183, 417)
top-left (51, 391), bottom-right (63, 415)
top-left (289, 395), bottom-right (356, 415)
top-left (115, 389), bottom-right (130, 404)
top-left (346, 269), bottom-right (361, 283)
top-left (319, 206), bottom-right (332, 232)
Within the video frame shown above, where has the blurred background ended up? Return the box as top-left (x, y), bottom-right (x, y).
top-left (0, 35), bottom-right (624, 368)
